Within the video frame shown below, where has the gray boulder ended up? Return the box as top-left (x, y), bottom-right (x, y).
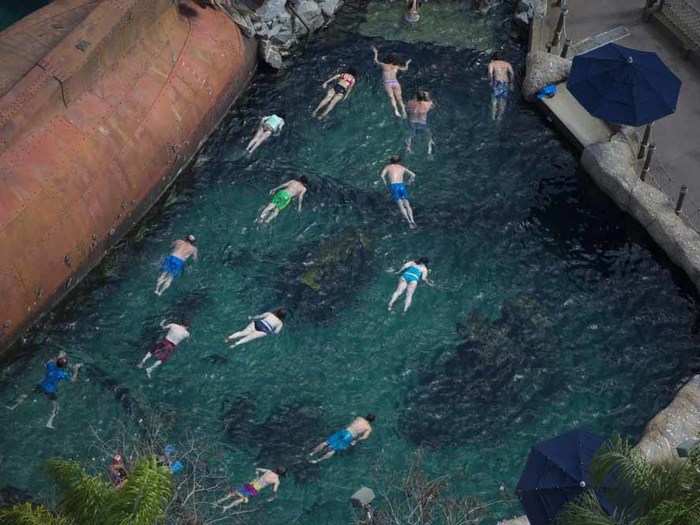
top-left (522, 51), bottom-right (572, 100)
top-left (636, 375), bottom-right (700, 464)
top-left (260, 39), bottom-right (284, 69)
top-left (318, 0), bottom-right (342, 18)
top-left (292, 0), bottom-right (325, 32)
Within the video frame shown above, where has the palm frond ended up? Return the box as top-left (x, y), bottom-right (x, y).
top-left (556, 491), bottom-right (623, 525)
top-left (106, 456), bottom-right (173, 525)
top-left (46, 459), bottom-right (113, 524)
top-left (0, 502), bottom-right (72, 525)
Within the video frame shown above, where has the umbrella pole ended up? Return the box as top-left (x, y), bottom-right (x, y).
top-left (637, 122), bottom-right (654, 160)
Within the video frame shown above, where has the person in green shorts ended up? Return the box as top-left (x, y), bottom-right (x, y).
top-left (256, 176), bottom-right (309, 224)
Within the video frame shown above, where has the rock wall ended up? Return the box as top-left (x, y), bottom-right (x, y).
top-left (215, 0), bottom-right (344, 68)
top-left (636, 375), bottom-right (700, 463)
top-left (522, 51), bottom-right (571, 100)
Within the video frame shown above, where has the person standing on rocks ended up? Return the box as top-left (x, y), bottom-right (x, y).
top-left (138, 320), bottom-right (191, 378)
top-left (256, 177), bottom-right (308, 224)
top-left (246, 114), bottom-right (285, 155)
top-left (380, 155), bottom-right (417, 228)
top-left (312, 67), bottom-right (358, 119)
top-left (488, 52), bottom-right (514, 121)
top-left (7, 351), bottom-right (82, 429)
top-left (406, 89), bottom-right (435, 154)
top-left (155, 235), bottom-right (198, 296)
top-left (388, 257), bottom-right (434, 312)
top-left (372, 46), bottom-right (411, 118)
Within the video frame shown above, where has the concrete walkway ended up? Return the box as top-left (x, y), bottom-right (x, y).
top-left (546, 0), bottom-right (700, 226)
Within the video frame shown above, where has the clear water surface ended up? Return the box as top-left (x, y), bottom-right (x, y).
top-left (1, 1), bottom-right (699, 523)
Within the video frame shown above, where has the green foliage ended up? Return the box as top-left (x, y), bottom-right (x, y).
top-left (558, 436), bottom-right (700, 525)
top-left (0, 502), bottom-right (72, 525)
top-left (0, 456), bottom-right (173, 525)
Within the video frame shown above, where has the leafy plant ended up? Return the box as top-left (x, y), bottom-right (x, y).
top-left (557, 436), bottom-right (700, 525)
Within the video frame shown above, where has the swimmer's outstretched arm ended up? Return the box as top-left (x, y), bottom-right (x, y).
top-left (344, 84), bottom-right (354, 100)
top-left (192, 247), bottom-right (199, 261)
top-left (379, 167), bottom-right (389, 185)
top-left (422, 269), bottom-right (435, 287)
top-left (371, 46), bottom-right (383, 66)
top-left (405, 169), bottom-right (417, 184)
top-left (269, 181), bottom-right (290, 195)
top-left (396, 262), bottom-right (412, 274)
top-left (398, 59), bottom-right (412, 72)
top-left (71, 363), bottom-right (83, 382)
top-left (297, 189), bottom-right (306, 212)
top-left (322, 74), bottom-right (340, 88)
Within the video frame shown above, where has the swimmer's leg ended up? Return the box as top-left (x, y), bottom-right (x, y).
top-left (392, 84), bottom-right (407, 119)
top-left (313, 90), bottom-right (335, 117)
top-left (384, 85), bottom-right (401, 118)
top-left (309, 441), bottom-right (329, 457)
top-left (256, 203), bottom-right (276, 223)
top-left (137, 352), bottom-right (152, 369)
top-left (6, 393), bottom-right (28, 410)
top-left (388, 279), bottom-right (408, 311)
top-left (146, 360), bottom-right (162, 379)
top-left (231, 331), bottom-right (266, 348)
top-left (248, 130), bottom-right (272, 155)
top-left (156, 274), bottom-right (174, 296)
top-left (227, 322), bottom-right (256, 341)
top-left (263, 207), bottom-right (281, 224)
top-left (426, 128), bottom-right (435, 155)
top-left (216, 492), bottom-right (235, 505)
top-left (246, 127), bottom-right (264, 153)
top-left (222, 495), bottom-right (247, 511)
top-left (497, 98), bottom-right (507, 121)
top-left (155, 273), bottom-right (168, 295)
top-left (319, 94), bottom-right (343, 119)
top-left (491, 95), bottom-right (498, 121)
top-left (310, 450), bottom-right (335, 464)
top-left (46, 400), bottom-right (59, 429)
top-left (404, 281), bottom-right (418, 312)
top-left (396, 200), bottom-right (411, 225)
top-left (403, 200), bottom-right (416, 227)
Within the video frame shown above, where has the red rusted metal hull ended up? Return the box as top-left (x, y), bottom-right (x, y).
top-left (0, 0), bottom-right (257, 353)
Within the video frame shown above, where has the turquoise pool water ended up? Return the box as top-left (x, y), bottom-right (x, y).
top-left (1, 1), bottom-right (699, 523)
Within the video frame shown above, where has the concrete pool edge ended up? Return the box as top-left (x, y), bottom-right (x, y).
top-left (0, 0), bottom-right (257, 355)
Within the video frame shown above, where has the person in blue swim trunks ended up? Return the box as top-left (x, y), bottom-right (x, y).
top-left (388, 257), bottom-right (434, 312)
top-left (380, 155), bottom-right (417, 229)
top-left (488, 52), bottom-right (514, 121)
top-left (7, 352), bottom-right (82, 429)
top-left (309, 414), bottom-right (375, 464)
top-left (155, 235), bottom-right (198, 296)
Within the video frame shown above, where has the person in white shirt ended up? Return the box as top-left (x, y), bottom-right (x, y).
top-left (246, 114), bottom-right (285, 155)
top-left (138, 321), bottom-right (190, 378)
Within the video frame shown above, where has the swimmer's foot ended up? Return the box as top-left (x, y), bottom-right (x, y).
top-left (146, 368), bottom-right (153, 379)
top-left (394, 110), bottom-right (401, 118)
top-left (46, 421), bottom-right (55, 430)
top-left (409, 222), bottom-right (417, 229)
top-left (136, 363), bottom-right (144, 369)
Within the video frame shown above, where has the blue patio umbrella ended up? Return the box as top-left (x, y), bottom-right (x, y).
top-left (567, 43), bottom-right (681, 126)
top-left (516, 429), bottom-right (614, 525)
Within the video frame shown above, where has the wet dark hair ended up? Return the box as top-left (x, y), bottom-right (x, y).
top-left (297, 175), bottom-right (309, 187)
top-left (344, 67), bottom-right (358, 77)
top-left (273, 307), bottom-right (287, 320)
top-left (275, 466), bottom-right (287, 476)
top-left (385, 53), bottom-right (403, 66)
top-left (56, 356), bottom-right (68, 368)
top-left (416, 90), bottom-right (430, 101)
top-left (389, 155), bottom-right (401, 164)
top-left (491, 51), bottom-right (502, 61)
top-left (415, 256), bottom-right (430, 266)
top-left (365, 413), bottom-right (376, 422)
top-left (186, 234), bottom-right (197, 245)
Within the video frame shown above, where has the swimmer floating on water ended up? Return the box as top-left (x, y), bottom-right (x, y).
top-left (245, 114), bottom-right (285, 155)
top-left (216, 467), bottom-right (286, 510)
top-left (372, 46), bottom-right (411, 118)
top-left (155, 235), bottom-right (198, 296)
top-left (405, 0), bottom-right (420, 23)
top-left (7, 351), bottom-right (82, 429)
top-left (226, 307), bottom-right (286, 348)
top-left (488, 51), bottom-right (514, 121)
top-left (380, 155), bottom-right (417, 229)
top-left (256, 177), bottom-right (308, 224)
top-left (388, 257), bottom-right (434, 312)
top-left (138, 320), bottom-right (190, 378)
top-left (312, 68), bottom-right (357, 120)
top-left (406, 89), bottom-right (435, 154)
top-left (309, 414), bottom-right (375, 464)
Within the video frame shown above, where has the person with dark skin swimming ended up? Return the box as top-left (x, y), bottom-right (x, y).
top-left (312, 67), bottom-right (358, 119)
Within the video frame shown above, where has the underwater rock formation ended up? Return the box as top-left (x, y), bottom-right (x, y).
top-left (400, 295), bottom-right (562, 448)
top-left (276, 229), bottom-right (374, 323)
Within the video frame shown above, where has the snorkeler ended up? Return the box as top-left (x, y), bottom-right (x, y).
top-left (216, 467), bottom-right (286, 510)
top-left (309, 414), bottom-right (375, 464)
top-left (380, 155), bottom-right (417, 229)
top-left (137, 320), bottom-right (190, 378)
top-left (372, 46), bottom-right (411, 118)
top-left (7, 352), bottom-right (82, 429)
top-left (246, 114), bottom-right (285, 155)
top-left (388, 257), bottom-right (434, 312)
top-left (312, 68), bottom-right (357, 120)
top-left (405, 0), bottom-right (420, 23)
top-left (226, 308), bottom-right (286, 348)
top-left (406, 90), bottom-right (435, 154)
top-left (256, 177), bottom-right (308, 224)
top-left (155, 235), bottom-right (198, 296)
top-left (488, 52), bottom-right (514, 121)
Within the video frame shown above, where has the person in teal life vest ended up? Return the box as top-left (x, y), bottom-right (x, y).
top-left (387, 257), bottom-right (434, 312)
top-left (245, 114), bottom-right (285, 156)
top-left (7, 352), bottom-right (82, 429)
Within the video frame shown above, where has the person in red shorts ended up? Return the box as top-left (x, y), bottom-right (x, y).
top-left (138, 320), bottom-right (190, 378)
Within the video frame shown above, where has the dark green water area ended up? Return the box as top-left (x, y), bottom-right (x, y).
top-left (1, 1), bottom-right (699, 523)
top-left (0, 0), bottom-right (49, 31)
